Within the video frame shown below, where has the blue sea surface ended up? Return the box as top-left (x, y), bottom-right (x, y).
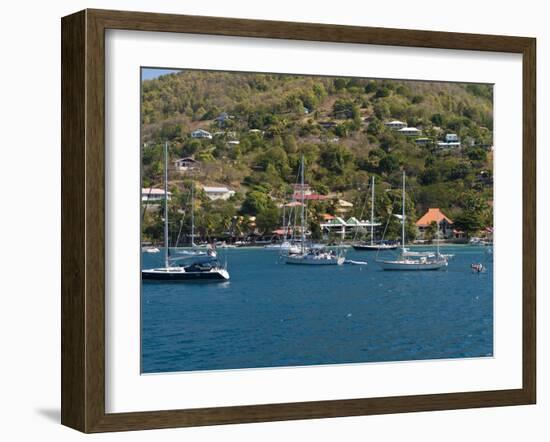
top-left (141, 246), bottom-right (493, 373)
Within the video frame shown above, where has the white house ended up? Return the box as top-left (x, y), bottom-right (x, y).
top-left (320, 216), bottom-right (381, 240)
top-left (141, 188), bottom-right (172, 202)
top-left (384, 120), bottom-right (407, 130)
top-left (437, 141), bottom-right (461, 149)
top-left (397, 127), bottom-right (422, 137)
top-left (174, 157), bottom-right (200, 172)
top-left (191, 129), bottom-right (212, 139)
top-left (437, 133), bottom-right (461, 148)
top-left (445, 133), bottom-right (459, 142)
top-left (203, 186), bottom-right (235, 201)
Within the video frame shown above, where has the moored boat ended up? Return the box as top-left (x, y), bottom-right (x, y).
top-left (142, 262), bottom-right (230, 281)
top-left (141, 142), bottom-right (230, 282)
top-left (352, 242), bottom-right (398, 251)
top-left (285, 156), bottom-right (344, 266)
top-left (376, 172), bottom-right (448, 271)
top-left (286, 248), bottom-right (345, 265)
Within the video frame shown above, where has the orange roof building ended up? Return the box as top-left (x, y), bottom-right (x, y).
top-left (416, 208), bottom-right (454, 238)
top-left (416, 208), bottom-right (453, 227)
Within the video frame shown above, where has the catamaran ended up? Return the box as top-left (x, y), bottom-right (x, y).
top-left (352, 176), bottom-right (398, 251)
top-left (376, 171), bottom-right (448, 271)
top-left (285, 156), bottom-right (345, 265)
top-left (142, 142), bottom-right (229, 281)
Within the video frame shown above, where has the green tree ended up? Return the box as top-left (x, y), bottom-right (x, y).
top-left (466, 146), bottom-right (487, 162)
top-left (424, 221), bottom-right (438, 241)
top-left (256, 205), bottom-right (280, 234)
top-left (366, 118), bottom-right (382, 136)
top-left (418, 168), bottom-right (439, 185)
top-left (241, 190), bottom-right (272, 215)
top-left (431, 113), bottom-right (444, 126)
top-left (319, 144), bottom-right (354, 175)
top-left (378, 155), bottom-right (400, 175)
top-left (454, 212), bottom-right (484, 237)
top-left (375, 87), bottom-right (390, 98)
top-left (332, 99), bottom-right (355, 118)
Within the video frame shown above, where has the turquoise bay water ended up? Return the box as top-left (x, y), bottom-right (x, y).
top-left (141, 246), bottom-right (493, 373)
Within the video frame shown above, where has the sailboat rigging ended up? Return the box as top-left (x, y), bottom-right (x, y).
top-left (352, 176), bottom-right (398, 251)
top-left (285, 155), bottom-right (345, 265)
top-left (376, 171), bottom-right (448, 271)
top-left (175, 181), bottom-right (218, 260)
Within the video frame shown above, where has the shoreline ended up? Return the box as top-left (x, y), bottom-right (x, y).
top-left (142, 242), bottom-right (488, 251)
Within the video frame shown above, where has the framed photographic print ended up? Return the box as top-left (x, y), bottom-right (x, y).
top-left (61, 9), bottom-right (536, 433)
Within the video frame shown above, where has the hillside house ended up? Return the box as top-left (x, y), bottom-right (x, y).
top-left (174, 157), bottom-right (200, 172)
top-left (214, 112), bottom-right (234, 127)
top-left (292, 184), bottom-right (330, 202)
top-left (203, 186), bottom-right (235, 201)
top-left (415, 137), bottom-right (432, 145)
top-left (385, 120), bottom-right (407, 130)
top-left (319, 121), bottom-right (338, 129)
top-left (437, 141), bottom-right (461, 149)
top-left (437, 133), bottom-right (461, 149)
top-left (445, 133), bottom-right (459, 142)
top-left (415, 208), bottom-right (454, 239)
top-left (397, 127), bottom-right (422, 137)
top-left (141, 188), bottom-right (172, 202)
top-left (191, 129), bottom-right (212, 139)
top-left (335, 199), bottom-right (354, 214)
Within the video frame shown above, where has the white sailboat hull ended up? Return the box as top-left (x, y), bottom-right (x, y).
top-left (376, 259), bottom-right (448, 271)
top-left (142, 266), bottom-right (230, 281)
top-left (286, 255), bottom-right (345, 265)
top-left (352, 243), bottom-right (398, 251)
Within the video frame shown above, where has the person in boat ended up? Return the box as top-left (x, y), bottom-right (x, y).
top-left (471, 263), bottom-right (484, 273)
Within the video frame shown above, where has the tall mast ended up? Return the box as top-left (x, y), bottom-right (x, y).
top-left (191, 181), bottom-right (195, 247)
top-left (402, 170), bottom-right (406, 253)
top-left (436, 220), bottom-right (440, 256)
top-left (282, 195), bottom-right (286, 241)
top-left (370, 175), bottom-right (375, 246)
top-left (164, 141), bottom-right (169, 268)
top-left (300, 155), bottom-right (306, 253)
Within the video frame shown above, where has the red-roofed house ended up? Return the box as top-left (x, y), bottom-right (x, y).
top-left (416, 208), bottom-right (454, 239)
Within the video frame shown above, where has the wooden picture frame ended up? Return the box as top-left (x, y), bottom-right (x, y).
top-left (61, 8), bottom-right (536, 433)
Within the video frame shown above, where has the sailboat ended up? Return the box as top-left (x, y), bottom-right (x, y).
top-left (376, 171), bottom-right (448, 271)
top-left (285, 156), bottom-right (345, 265)
top-left (265, 194), bottom-right (301, 252)
top-left (142, 142), bottom-right (230, 281)
top-left (175, 181), bottom-right (218, 261)
top-left (352, 176), bottom-right (398, 251)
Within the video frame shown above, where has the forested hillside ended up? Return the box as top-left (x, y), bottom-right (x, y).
top-left (140, 70), bottom-right (494, 243)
